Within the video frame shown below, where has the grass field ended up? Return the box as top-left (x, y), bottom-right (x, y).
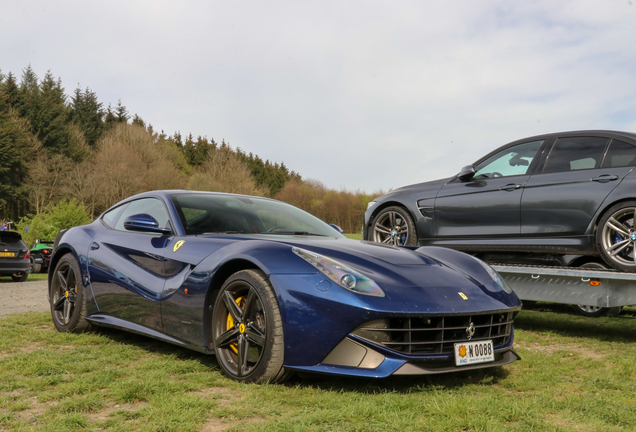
top-left (2, 303), bottom-right (636, 431)
top-left (0, 272), bottom-right (47, 284)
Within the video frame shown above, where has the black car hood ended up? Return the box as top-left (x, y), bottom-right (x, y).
top-left (379, 176), bottom-right (451, 202)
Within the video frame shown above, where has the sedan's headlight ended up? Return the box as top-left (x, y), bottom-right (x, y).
top-left (292, 247), bottom-right (385, 297)
top-left (367, 201), bottom-right (376, 211)
top-left (473, 257), bottom-right (512, 293)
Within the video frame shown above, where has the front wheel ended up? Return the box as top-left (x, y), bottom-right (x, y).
top-left (50, 254), bottom-right (93, 333)
top-left (596, 201), bottom-right (636, 272)
top-left (370, 206), bottom-right (417, 246)
top-left (211, 269), bottom-right (287, 383)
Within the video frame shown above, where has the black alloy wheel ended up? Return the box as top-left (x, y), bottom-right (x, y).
top-left (212, 269), bottom-right (288, 383)
top-left (370, 206), bottom-right (417, 246)
top-left (50, 254), bottom-right (93, 333)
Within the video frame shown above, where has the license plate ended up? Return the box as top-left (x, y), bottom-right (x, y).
top-left (0, 252), bottom-right (16, 258)
top-left (454, 340), bottom-right (494, 366)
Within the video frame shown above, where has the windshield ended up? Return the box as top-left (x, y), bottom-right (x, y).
top-left (170, 193), bottom-right (346, 238)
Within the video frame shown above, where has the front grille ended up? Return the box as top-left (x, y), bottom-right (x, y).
top-left (351, 311), bottom-right (518, 355)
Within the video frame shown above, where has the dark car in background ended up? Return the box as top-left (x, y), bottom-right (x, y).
top-left (364, 130), bottom-right (636, 272)
top-left (0, 231), bottom-right (31, 282)
top-left (30, 240), bottom-right (54, 273)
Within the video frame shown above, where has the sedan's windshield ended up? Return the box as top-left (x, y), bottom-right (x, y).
top-left (171, 193), bottom-right (345, 238)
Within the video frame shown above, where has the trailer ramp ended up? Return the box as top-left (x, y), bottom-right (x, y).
top-left (491, 265), bottom-right (636, 308)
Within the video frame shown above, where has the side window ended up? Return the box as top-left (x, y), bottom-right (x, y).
top-left (601, 139), bottom-right (636, 168)
top-left (114, 198), bottom-right (171, 232)
top-left (542, 137), bottom-right (608, 174)
top-left (102, 203), bottom-right (129, 228)
top-left (473, 140), bottom-right (544, 180)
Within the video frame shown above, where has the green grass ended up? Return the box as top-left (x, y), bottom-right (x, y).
top-left (0, 272), bottom-right (48, 284)
top-left (2, 305), bottom-right (636, 431)
top-left (344, 233), bottom-right (362, 240)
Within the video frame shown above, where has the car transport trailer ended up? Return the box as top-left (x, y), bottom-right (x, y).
top-left (491, 264), bottom-right (636, 315)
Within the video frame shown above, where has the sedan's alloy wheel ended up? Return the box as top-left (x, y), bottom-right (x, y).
top-left (597, 203), bottom-right (636, 271)
top-left (371, 206), bottom-right (417, 246)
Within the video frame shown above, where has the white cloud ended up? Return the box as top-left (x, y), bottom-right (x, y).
top-left (2, 0), bottom-right (636, 192)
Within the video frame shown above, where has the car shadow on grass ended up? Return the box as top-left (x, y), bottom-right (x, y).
top-left (90, 324), bottom-right (510, 393)
top-left (285, 366), bottom-right (510, 394)
top-left (90, 325), bottom-right (220, 370)
top-left (515, 302), bottom-right (636, 343)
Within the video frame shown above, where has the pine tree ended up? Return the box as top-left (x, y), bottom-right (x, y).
top-left (115, 99), bottom-right (128, 123)
top-left (70, 86), bottom-right (104, 146)
top-left (1, 72), bottom-right (21, 110)
top-left (36, 71), bottom-right (73, 154)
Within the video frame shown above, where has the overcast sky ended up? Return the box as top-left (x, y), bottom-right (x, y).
top-left (2, 1), bottom-right (636, 193)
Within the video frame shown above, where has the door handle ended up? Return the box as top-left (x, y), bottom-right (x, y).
top-left (90, 242), bottom-right (100, 250)
top-left (591, 175), bottom-right (619, 183)
top-left (499, 183), bottom-right (521, 191)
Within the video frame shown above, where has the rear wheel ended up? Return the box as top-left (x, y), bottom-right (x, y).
top-left (50, 254), bottom-right (93, 333)
top-left (212, 269), bottom-right (287, 383)
top-left (11, 272), bottom-right (28, 282)
top-left (370, 206), bottom-right (417, 246)
top-left (31, 258), bottom-right (42, 274)
top-left (570, 261), bottom-right (622, 317)
top-left (596, 201), bottom-right (636, 272)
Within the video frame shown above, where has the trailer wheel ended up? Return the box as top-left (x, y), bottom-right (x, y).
top-left (570, 261), bottom-right (622, 317)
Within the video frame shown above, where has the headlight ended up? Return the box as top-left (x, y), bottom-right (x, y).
top-left (292, 247), bottom-right (385, 297)
top-left (367, 201), bottom-right (376, 211)
top-left (472, 257), bottom-right (512, 293)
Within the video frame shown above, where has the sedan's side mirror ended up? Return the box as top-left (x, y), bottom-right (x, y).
top-left (458, 165), bottom-right (476, 182)
top-left (329, 223), bottom-right (344, 234)
top-left (123, 213), bottom-right (172, 235)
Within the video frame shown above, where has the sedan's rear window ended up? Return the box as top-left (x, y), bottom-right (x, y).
top-left (0, 232), bottom-right (25, 247)
top-left (601, 140), bottom-right (636, 168)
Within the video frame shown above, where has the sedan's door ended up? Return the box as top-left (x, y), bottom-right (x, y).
top-left (521, 137), bottom-right (636, 236)
top-left (87, 197), bottom-right (174, 331)
top-left (434, 140), bottom-right (544, 237)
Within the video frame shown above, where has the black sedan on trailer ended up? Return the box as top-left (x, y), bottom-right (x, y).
top-left (364, 130), bottom-right (636, 273)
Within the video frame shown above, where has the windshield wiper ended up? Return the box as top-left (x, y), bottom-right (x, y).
top-left (260, 231), bottom-right (326, 236)
top-left (200, 231), bottom-right (243, 235)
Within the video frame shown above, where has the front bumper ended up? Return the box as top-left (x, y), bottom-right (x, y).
top-left (287, 335), bottom-right (520, 378)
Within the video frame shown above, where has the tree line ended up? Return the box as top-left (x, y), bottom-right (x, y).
top-left (0, 66), bottom-right (382, 234)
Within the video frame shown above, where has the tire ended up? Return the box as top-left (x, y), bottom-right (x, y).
top-left (211, 269), bottom-right (287, 383)
top-left (32, 262), bottom-right (42, 274)
top-left (596, 200), bottom-right (636, 272)
top-left (570, 261), bottom-right (623, 317)
top-left (370, 206), bottom-right (417, 246)
top-left (50, 254), bottom-right (93, 333)
top-left (11, 272), bottom-right (28, 282)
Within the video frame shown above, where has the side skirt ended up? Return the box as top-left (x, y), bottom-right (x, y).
top-left (86, 314), bottom-right (211, 354)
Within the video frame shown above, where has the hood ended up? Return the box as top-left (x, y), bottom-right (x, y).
top-left (377, 177), bottom-right (451, 203)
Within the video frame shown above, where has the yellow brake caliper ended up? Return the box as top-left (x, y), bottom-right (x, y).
top-left (226, 296), bottom-right (245, 354)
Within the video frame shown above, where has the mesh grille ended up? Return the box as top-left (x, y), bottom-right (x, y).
top-left (351, 311), bottom-right (518, 355)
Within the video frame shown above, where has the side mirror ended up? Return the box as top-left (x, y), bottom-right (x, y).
top-left (458, 165), bottom-right (476, 182)
top-left (123, 213), bottom-right (172, 235)
top-left (329, 223), bottom-right (344, 234)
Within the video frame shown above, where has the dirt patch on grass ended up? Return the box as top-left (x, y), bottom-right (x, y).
top-left (191, 387), bottom-right (266, 431)
top-left (88, 401), bottom-right (149, 423)
top-left (516, 341), bottom-right (605, 359)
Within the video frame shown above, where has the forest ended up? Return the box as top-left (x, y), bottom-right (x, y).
top-left (0, 66), bottom-right (382, 234)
